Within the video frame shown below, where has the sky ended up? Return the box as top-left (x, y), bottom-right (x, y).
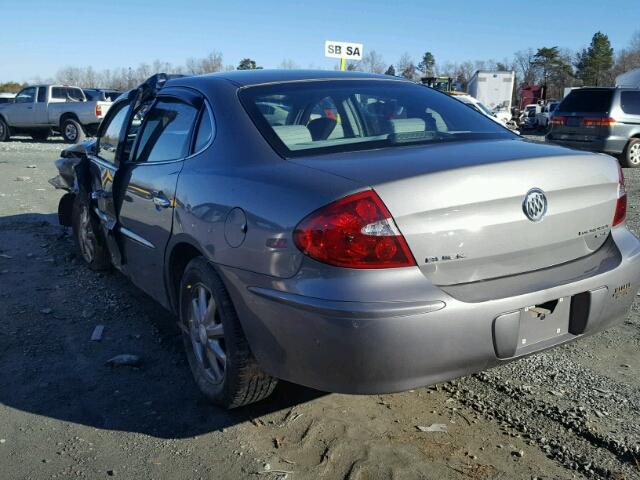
top-left (0, 0), bottom-right (639, 83)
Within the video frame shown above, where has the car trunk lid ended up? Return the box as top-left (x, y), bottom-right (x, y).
top-left (291, 139), bottom-right (620, 285)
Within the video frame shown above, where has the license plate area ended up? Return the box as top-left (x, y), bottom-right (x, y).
top-left (566, 117), bottom-right (581, 127)
top-left (517, 297), bottom-right (570, 352)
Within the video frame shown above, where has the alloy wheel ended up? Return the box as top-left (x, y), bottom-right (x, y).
top-left (186, 283), bottom-right (226, 384)
top-left (65, 123), bottom-right (78, 142)
top-left (78, 205), bottom-right (96, 263)
top-left (630, 143), bottom-right (640, 166)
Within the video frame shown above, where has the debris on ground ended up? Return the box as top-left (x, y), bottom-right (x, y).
top-left (91, 325), bottom-right (105, 341)
top-left (106, 354), bottom-right (141, 367)
top-left (416, 423), bottom-right (448, 433)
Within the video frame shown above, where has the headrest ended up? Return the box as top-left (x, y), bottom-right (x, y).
top-left (273, 125), bottom-right (312, 146)
top-left (389, 118), bottom-right (426, 134)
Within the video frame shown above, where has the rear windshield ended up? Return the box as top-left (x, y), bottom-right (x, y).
top-left (558, 89), bottom-right (613, 113)
top-left (239, 80), bottom-right (514, 157)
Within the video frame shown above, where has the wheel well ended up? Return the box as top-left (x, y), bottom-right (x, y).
top-left (60, 113), bottom-right (80, 129)
top-left (168, 242), bottom-right (202, 312)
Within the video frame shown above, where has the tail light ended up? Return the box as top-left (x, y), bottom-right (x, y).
top-left (613, 163), bottom-right (627, 226)
top-left (95, 104), bottom-right (103, 117)
top-left (293, 190), bottom-right (416, 269)
top-left (582, 117), bottom-right (616, 127)
top-left (550, 116), bottom-right (566, 126)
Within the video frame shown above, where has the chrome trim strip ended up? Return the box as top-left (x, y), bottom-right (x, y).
top-left (120, 226), bottom-right (155, 249)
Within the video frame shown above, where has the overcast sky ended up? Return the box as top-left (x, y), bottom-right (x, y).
top-left (1, 0), bottom-right (638, 83)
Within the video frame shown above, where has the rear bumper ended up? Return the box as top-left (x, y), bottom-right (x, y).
top-left (546, 134), bottom-right (628, 155)
top-left (222, 227), bottom-right (640, 394)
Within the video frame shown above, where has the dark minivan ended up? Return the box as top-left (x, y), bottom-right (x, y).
top-left (546, 87), bottom-right (640, 167)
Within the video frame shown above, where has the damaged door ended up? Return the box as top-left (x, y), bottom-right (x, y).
top-left (115, 89), bottom-right (202, 304)
top-left (85, 93), bottom-right (137, 266)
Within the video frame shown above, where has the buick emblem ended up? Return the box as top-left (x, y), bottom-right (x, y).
top-left (523, 188), bottom-right (547, 222)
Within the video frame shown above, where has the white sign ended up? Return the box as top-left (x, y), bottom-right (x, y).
top-left (325, 40), bottom-right (363, 60)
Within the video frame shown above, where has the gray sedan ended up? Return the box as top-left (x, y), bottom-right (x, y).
top-left (52, 71), bottom-right (640, 408)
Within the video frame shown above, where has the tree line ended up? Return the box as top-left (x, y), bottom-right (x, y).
top-left (1, 30), bottom-right (639, 100)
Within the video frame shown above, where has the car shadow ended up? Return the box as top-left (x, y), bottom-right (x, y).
top-left (0, 213), bottom-right (326, 440)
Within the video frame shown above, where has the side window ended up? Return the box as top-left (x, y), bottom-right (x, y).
top-left (621, 92), bottom-right (640, 115)
top-left (134, 98), bottom-right (199, 163)
top-left (194, 108), bottom-right (214, 152)
top-left (37, 87), bottom-right (46, 103)
top-left (98, 103), bottom-right (131, 164)
top-left (68, 88), bottom-right (85, 101)
top-left (15, 87), bottom-right (36, 104)
top-left (51, 87), bottom-right (65, 100)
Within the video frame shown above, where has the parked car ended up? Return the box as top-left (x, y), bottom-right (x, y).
top-left (454, 94), bottom-right (519, 132)
top-left (50, 71), bottom-right (640, 409)
top-left (519, 103), bottom-right (542, 129)
top-left (82, 88), bottom-right (122, 102)
top-left (536, 101), bottom-right (560, 130)
top-left (546, 87), bottom-right (640, 167)
top-left (0, 84), bottom-right (112, 142)
top-left (0, 92), bottom-right (16, 104)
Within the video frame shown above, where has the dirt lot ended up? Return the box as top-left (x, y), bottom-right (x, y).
top-left (0, 137), bottom-right (639, 480)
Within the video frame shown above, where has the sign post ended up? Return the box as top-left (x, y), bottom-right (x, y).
top-left (325, 40), bottom-right (363, 71)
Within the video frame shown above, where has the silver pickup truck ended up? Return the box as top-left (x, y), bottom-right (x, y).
top-left (0, 85), bottom-right (112, 143)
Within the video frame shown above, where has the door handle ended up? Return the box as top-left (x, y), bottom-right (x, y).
top-left (152, 193), bottom-right (171, 208)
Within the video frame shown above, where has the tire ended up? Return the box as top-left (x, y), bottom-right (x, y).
top-left (0, 117), bottom-right (9, 142)
top-left (71, 190), bottom-right (111, 270)
top-left (61, 118), bottom-right (86, 144)
top-left (30, 129), bottom-right (51, 142)
top-left (179, 257), bottom-right (277, 408)
top-left (621, 138), bottom-right (640, 168)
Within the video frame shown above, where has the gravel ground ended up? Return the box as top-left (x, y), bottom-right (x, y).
top-left (0, 136), bottom-right (638, 480)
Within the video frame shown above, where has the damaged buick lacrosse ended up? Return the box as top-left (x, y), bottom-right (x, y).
top-left (50, 71), bottom-right (640, 408)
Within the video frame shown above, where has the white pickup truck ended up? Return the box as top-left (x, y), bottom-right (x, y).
top-left (0, 85), bottom-right (112, 143)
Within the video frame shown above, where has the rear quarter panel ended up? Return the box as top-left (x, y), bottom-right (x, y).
top-left (169, 78), bottom-right (362, 279)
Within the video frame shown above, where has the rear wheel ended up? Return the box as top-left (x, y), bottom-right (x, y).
top-left (71, 191), bottom-right (110, 270)
top-left (61, 118), bottom-right (86, 143)
top-left (621, 138), bottom-right (640, 168)
top-left (0, 117), bottom-right (9, 142)
top-left (179, 257), bottom-right (277, 408)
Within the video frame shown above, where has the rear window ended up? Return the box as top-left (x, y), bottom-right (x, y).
top-left (239, 80), bottom-right (514, 158)
top-left (558, 89), bottom-right (613, 113)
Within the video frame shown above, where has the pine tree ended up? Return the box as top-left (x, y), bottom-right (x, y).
top-left (237, 58), bottom-right (260, 70)
top-left (417, 52), bottom-right (436, 77)
top-left (384, 65), bottom-right (396, 76)
top-left (575, 32), bottom-right (614, 86)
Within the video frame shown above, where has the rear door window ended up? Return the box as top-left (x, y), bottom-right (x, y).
top-left (194, 108), bottom-right (214, 152)
top-left (37, 87), bottom-right (46, 103)
top-left (620, 91), bottom-right (640, 115)
top-left (133, 98), bottom-right (199, 163)
top-left (559, 89), bottom-right (613, 113)
top-left (98, 102), bottom-right (131, 164)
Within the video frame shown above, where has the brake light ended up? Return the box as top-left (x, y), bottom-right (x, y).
top-left (582, 117), bottom-right (616, 127)
top-left (293, 190), bottom-right (416, 268)
top-left (95, 104), bottom-right (102, 117)
top-left (613, 163), bottom-right (626, 226)
top-left (550, 116), bottom-right (566, 126)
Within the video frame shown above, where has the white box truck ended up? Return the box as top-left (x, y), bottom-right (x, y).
top-left (467, 70), bottom-right (515, 113)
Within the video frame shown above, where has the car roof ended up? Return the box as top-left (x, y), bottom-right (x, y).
top-left (170, 69), bottom-right (409, 88)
